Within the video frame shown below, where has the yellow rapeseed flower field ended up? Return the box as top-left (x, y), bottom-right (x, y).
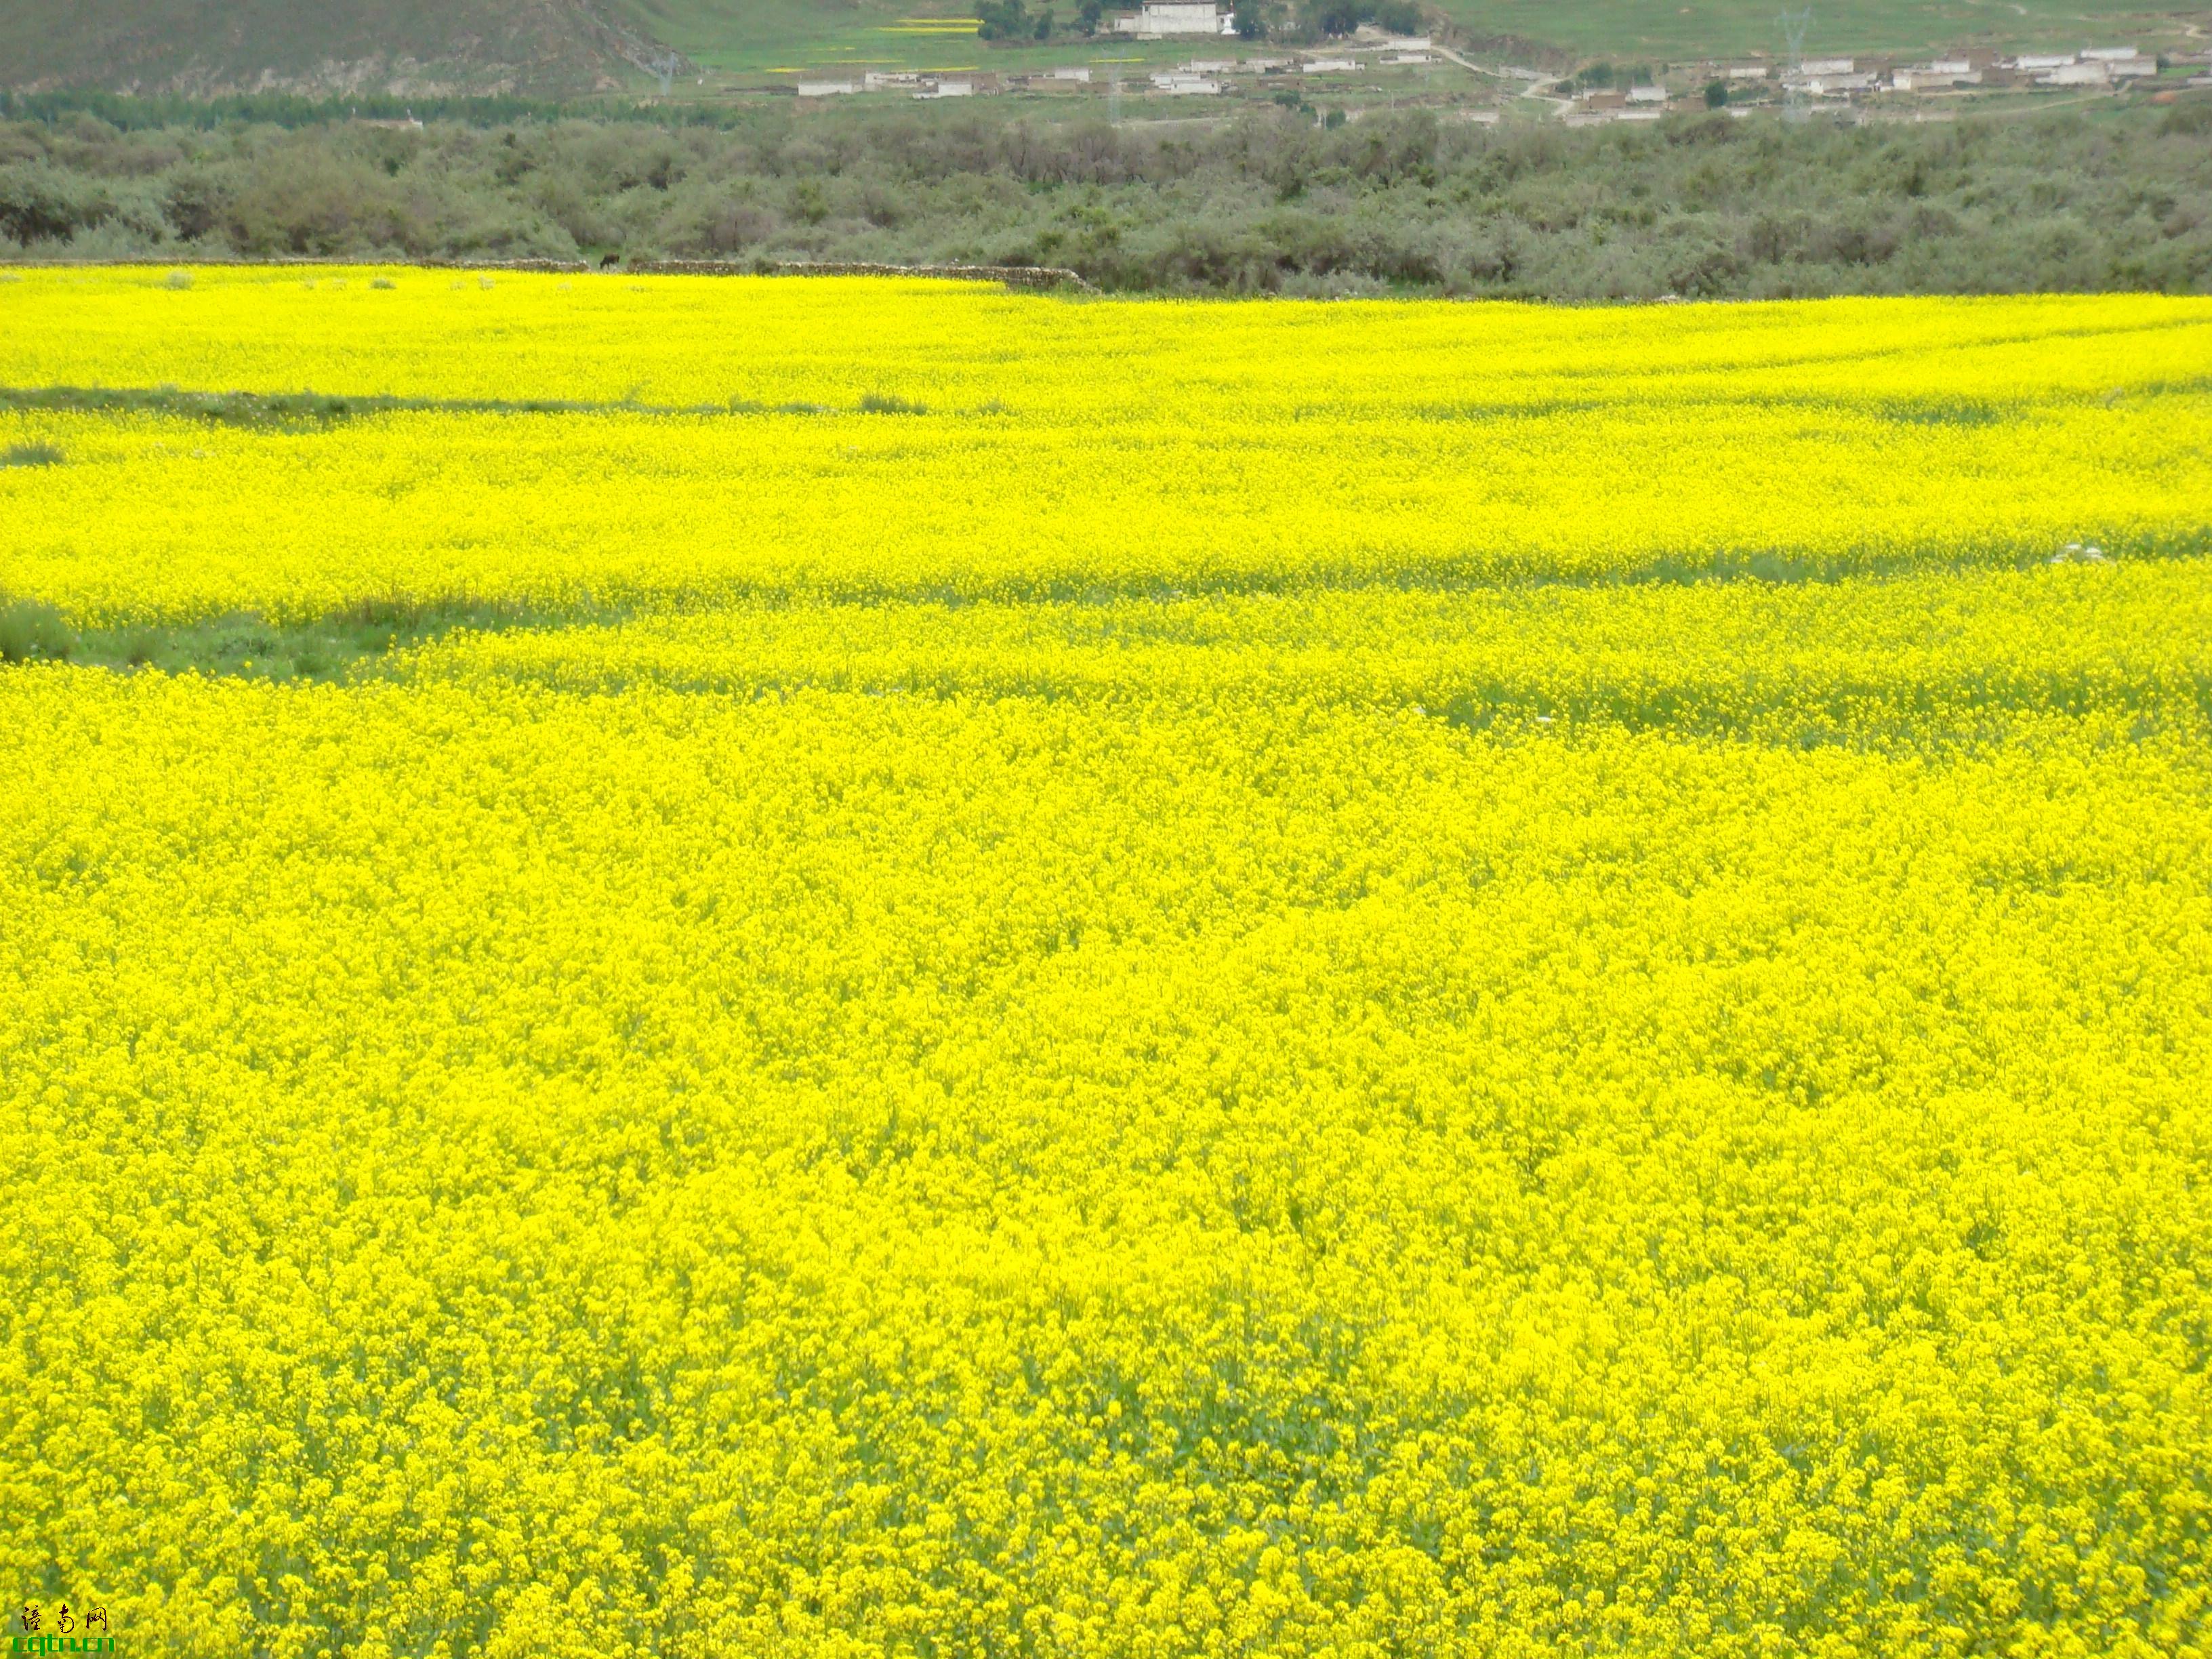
top-left (1, 268), bottom-right (2209, 1658)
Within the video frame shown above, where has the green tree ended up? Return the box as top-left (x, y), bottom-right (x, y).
top-left (1705, 79), bottom-right (1729, 107)
top-left (976, 0), bottom-right (1029, 39)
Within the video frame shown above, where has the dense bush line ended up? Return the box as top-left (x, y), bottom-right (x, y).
top-left (3, 100), bottom-right (2209, 296)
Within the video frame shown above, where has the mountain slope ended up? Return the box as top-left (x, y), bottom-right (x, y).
top-left (0, 0), bottom-right (672, 97)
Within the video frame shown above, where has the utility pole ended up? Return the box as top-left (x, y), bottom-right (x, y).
top-left (1777, 7), bottom-right (1811, 121)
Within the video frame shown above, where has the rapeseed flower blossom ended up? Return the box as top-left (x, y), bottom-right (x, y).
top-left (1, 270), bottom-right (2207, 1658)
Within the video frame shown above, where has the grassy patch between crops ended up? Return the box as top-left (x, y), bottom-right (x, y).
top-left (0, 593), bottom-right (554, 678)
top-left (0, 386), bottom-right (956, 428)
top-left (0, 386), bottom-right (604, 428)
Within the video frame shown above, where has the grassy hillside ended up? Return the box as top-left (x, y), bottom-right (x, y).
top-left (1425, 0), bottom-right (2203, 62)
top-left (611, 0), bottom-right (1227, 75)
top-left (0, 0), bottom-right (652, 97)
top-left (622, 0), bottom-right (976, 73)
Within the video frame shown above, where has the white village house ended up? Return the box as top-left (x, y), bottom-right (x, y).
top-left (2013, 49), bottom-right (2156, 82)
top-left (1114, 1), bottom-right (1234, 37)
top-left (1891, 66), bottom-right (1980, 90)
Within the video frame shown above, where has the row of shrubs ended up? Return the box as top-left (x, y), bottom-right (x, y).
top-left (2, 100), bottom-right (2209, 298)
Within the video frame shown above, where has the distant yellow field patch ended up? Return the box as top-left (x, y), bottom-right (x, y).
top-left (2, 272), bottom-right (2207, 623)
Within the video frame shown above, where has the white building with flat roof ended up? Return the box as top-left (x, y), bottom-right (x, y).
top-left (1113, 2), bottom-right (1232, 36)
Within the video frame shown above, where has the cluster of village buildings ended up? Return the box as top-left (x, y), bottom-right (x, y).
top-left (794, 23), bottom-right (1443, 102)
top-left (1557, 43), bottom-right (2201, 123)
top-left (1721, 43), bottom-right (2170, 97)
top-left (790, 4), bottom-right (2211, 111)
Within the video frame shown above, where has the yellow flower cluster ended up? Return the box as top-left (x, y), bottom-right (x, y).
top-left (1, 270), bottom-right (2209, 1658)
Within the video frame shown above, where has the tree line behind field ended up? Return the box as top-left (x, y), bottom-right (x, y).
top-left (3, 99), bottom-right (2209, 299)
